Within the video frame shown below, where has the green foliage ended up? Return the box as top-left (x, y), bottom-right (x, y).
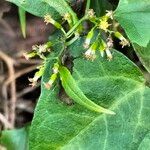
top-left (2, 0), bottom-right (150, 149)
top-left (0, 126), bottom-right (29, 150)
top-left (7, 0), bottom-right (74, 19)
top-left (114, 0), bottom-right (150, 47)
top-left (29, 50), bottom-right (150, 149)
top-left (59, 66), bottom-right (115, 114)
top-left (18, 7), bottom-right (26, 38)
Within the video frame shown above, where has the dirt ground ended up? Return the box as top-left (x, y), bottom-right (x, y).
top-left (0, 0), bottom-right (54, 129)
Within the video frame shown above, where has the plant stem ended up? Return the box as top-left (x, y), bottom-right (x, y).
top-left (63, 0), bottom-right (78, 24)
top-left (66, 34), bottom-right (80, 46)
top-left (66, 16), bottom-right (87, 38)
top-left (85, 0), bottom-right (91, 13)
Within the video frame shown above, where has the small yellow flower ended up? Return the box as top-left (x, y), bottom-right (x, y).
top-left (99, 20), bottom-right (111, 32)
top-left (64, 13), bottom-right (71, 21)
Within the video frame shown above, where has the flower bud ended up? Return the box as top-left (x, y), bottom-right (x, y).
top-left (29, 65), bottom-right (45, 87)
top-left (99, 40), bottom-right (107, 57)
top-left (44, 74), bottom-right (57, 90)
top-left (52, 63), bottom-right (59, 74)
top-left (106, 10), bottom-right (113, 20)
top-left (105, 48), bottom-right (113, 60)
top-left (44, 14), bottom-right (62, 29)
top-left (84, 40), bottom-right (98, 61)
top-left (114, 32), bottom-right (130, 48)
top-left (23, 51), bottom-right (37, 60)
top-left (63, 13), bottom-right (73, 27)
top-left (83, 27), bottom-right (95, 49)
top-left (87, 9), bottom-right (95, 18)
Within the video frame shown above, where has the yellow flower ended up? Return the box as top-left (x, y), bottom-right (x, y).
top-left (99, 20), bottom-right (111, 32)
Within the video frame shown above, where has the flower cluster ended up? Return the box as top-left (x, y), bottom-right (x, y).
top-left (83, 10), bottom-right (130, 61)
top-left (23, 42), bottom-right (52, 60)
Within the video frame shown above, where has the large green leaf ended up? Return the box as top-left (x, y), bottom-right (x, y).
top-left (114, 0), bottom-right (150, 47)
top-left (6, 0), bottom-right (73, 19)
top-left (133, 42), bottom-right (150, 73)
top-left (0, 126), bottom-right (29, 150)
top-left (29, 50), bottom-right (150, 149)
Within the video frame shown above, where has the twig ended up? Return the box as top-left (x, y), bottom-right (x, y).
top-left (17, 58), bottom-right (42, 65)
top-left (0, 113), bottom-right (13, 129)
top-left (5, 65), bottom-right (38, 85)
top-left (17, 83), bottom-right (40, 98)
top-left (0, 51), bottom-right (16, 128)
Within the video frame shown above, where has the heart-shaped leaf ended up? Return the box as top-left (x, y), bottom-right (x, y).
top-left (29, 50), bottom-right (150, 149)
top-left (114, 0), bottom-right (150, 47)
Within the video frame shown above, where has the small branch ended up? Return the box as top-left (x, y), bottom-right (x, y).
top-left (0, 51), bottom-right (16, 128)
top-left (5, 65), bottom-right (38, 85)
top-left (0, 113), bottom-right (13, 129)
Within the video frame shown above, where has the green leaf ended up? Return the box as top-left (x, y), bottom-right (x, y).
top-left (7, 0), bottom-right (73, 19)
top-left (114, 0), bottom-right (150, 47)
top-left (91, 0), bottom-right (112, 17)
top-left (29, 50), bottom-right (150, 149)
top-left (133, 42), bottom-right (150, 73)
top-left (0, 126), bottom-right (29, 150)
top-left (18, 7), bottom-right (26, 38)
top-left (59, 66), bottom-right (115, 115)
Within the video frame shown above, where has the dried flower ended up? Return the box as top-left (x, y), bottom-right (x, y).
top-left (106, 10), bottom-right (113, 20)
top-left (87, 9), bottom-right (95, 18)
top-left (106, 37), bottom-right (113, 48)
top-left (84, 48), bottom-right (96, 61)
top-left (114, 31), bottom-right (130, 48)
top-left (29, 65), bottom-right (45, 87)
top-left (119, 39), bottom-right (130, 48)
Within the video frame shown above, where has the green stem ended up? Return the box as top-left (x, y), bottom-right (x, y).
top-left (66, 34), bottom-right (79, 46)
top-left (63, 0), bottom-right (78, 24)
top-left (61, 28), bottom-right (67, 36)
top-left (66, 16), bottom-right (87, 38)
top-left (18, 7), bottom-right (26, 38)
top-left (85, 0), bottom-right (91, 13)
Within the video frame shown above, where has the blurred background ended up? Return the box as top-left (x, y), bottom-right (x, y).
top-left (0, 0), bottom-right (54, 130)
